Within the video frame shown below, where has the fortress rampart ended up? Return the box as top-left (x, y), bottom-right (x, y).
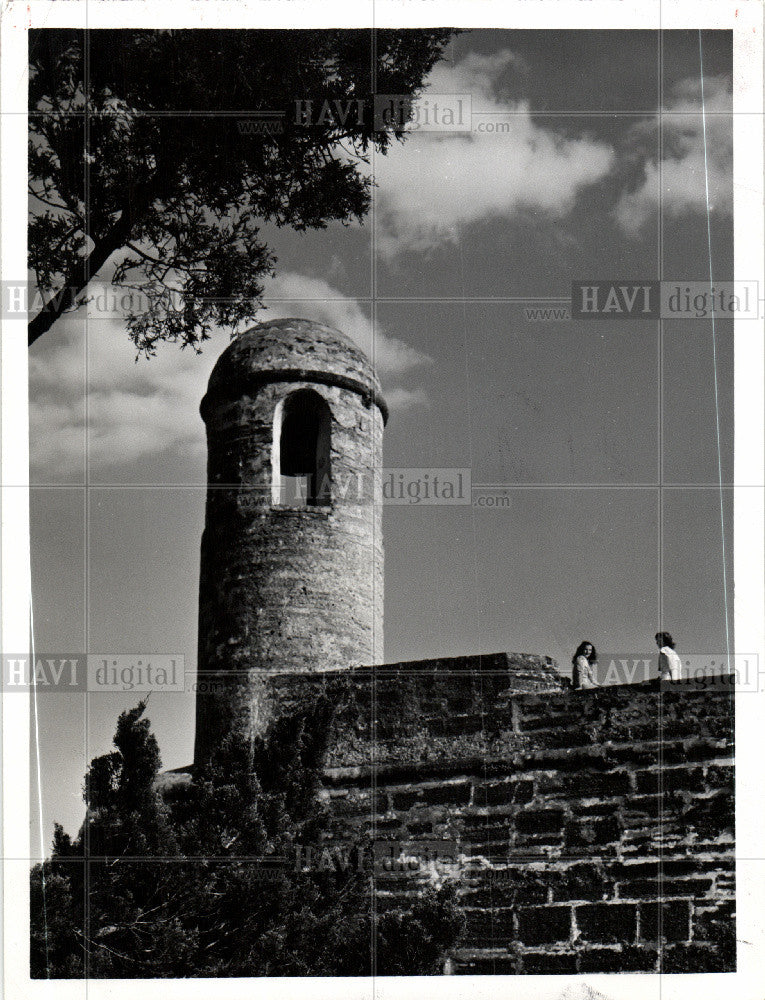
top-left (260, 655), bottom-right (735, 974)
top-left (188, 321), bottom-right (735, 974)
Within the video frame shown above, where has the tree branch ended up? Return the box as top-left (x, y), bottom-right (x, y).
top-left (28, 219), bottom-right (131, 346)
top-left (28, 186), bottom-right (76, 214)
top-left (28, 174), bottom-right (165, 346)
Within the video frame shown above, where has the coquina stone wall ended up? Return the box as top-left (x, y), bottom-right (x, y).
top-left (263, 654), bottom-right (735, 974)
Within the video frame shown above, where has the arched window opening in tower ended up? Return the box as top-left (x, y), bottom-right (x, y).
top-left (277, 389), bottom-right (332, 506)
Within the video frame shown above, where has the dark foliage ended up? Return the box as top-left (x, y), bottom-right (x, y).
top-left (30, 700), bottom-right (463, 977)
top-left (28, 28), bottom-right (456, 347)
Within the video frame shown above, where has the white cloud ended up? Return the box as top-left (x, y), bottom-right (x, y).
top-left (373, 50), bottom-right (616, 255)
top-left (29, 314), bottom-right (222, 479)
top-left (29, 274), bottom-right (428, 479)
top-left (614, 75), bottom-right (732, 235)
top-left (383, 386), bottom-right (430, 413)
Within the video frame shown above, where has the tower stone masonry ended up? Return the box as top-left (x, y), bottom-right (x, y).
top-left (193, 318), bottom-right (385, 766)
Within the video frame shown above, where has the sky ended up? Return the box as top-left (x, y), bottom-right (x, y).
top-left (28, 29), bottom-right (734, 854)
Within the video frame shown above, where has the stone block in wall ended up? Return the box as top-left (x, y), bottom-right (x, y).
top-left (453, 953), bottom-right (521, 975)
top-left (575, 903), bottom-right (637, 944)
top-left (564, 815), bottom-right (621, 849)
top-left (621, 794), bottom-right (664, 818)
top-left (515, 809), bottom-right (565, 835)
top-left (705, 716), bottom-right (735, 740)
top-left (618, 878), bottom-right (715, 901)
top-left (518, 747), bottom-right (613, 773)
top-left (463, 907), bottom-right (516, 946)
top-left (521, 951), bottom-right (579, 974)
top-left (536, 770), bottom-right (632, 799)
top-left (404, 819), bottom-right (435, 836)
top-left (462, 816), bottom-right (513, 841)
top-left (661, 942), bottom-right (733, 973)
top-left (569, 800), bottom-right (622, 820)
top-left (639, 900), bottom-right (691, 942)
top-left (680, 792), bottom-right (735, 838)
top-left (516, 905), bottom-right (572, 945)
top-left (577, 945), bottom-right (658, 973)
top-left (460, 867), bottom-right (551, 907)
top-left (473, 778), bottom-right (535, 807)
top-left (607, 742), bottom-right (662, 767)
top-left (705, 764), bottom-right (735, 790)
top-left (320, 787), bottom-right (387, 817)
top-left (714, 866), bottom-right (735, 896)
top-left (612, 859), bottom-right (714, 879)
top-left (390, 781), bottom-right (471, 811)
top-left (634, 767), bottom-right (706, 795)
top-left (550, 863), bottom-right (612, 903)
top-left (661, 739), bottom-right (730, 766)
top-left (691, 901), bottom-right (736, 971)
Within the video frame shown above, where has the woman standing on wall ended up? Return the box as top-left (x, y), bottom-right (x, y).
top-left (572, 641), bottom-right (599, 689)
top-left (656, 631), bottom-right (683, 681)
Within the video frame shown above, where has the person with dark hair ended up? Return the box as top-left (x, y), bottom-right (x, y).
top-left (571, 641), bottom-right (599, 689)
top-left (656, 631), bottom-right (683, 681)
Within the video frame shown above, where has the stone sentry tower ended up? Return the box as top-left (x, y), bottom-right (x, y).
top-left (193, 318), bottom-right (386, 767)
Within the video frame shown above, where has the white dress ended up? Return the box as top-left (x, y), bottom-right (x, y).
top-left (574, 654), bottom-right (598, 688)
top-left (658, 646), bottom-right (683, 681)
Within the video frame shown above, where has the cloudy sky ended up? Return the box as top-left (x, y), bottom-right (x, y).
top-left (29, 29), bottom-right (734, 852)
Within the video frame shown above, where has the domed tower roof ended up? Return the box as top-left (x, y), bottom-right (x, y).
top-left (202, 317), bottom-right (388, 423)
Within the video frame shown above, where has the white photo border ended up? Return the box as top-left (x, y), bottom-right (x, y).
top-left (2, 2), bottom-right (763, 998)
